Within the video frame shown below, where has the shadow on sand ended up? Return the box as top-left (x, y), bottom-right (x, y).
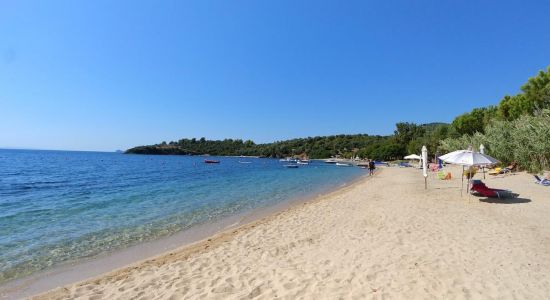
top-left (479, 196), bottom-right (531, 204)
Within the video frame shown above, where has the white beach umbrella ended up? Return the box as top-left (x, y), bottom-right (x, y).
top-left (439, 150), bottom-right (498, 166)
top-left (405, 154), bottom-right (422, 168)
top-left (438, 149), bottom-right (499, 194)
top-left (404, 154), bottom-right (422, 160)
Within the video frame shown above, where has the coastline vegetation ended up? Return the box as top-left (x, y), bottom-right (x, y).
top-left (439, 66), bottom-right (550, 172)
top-left (127, 67), bottom-right (549, 172)
top-left (126, 125), bottom-right (447, 161)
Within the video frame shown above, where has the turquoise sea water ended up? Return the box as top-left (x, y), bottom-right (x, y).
top-left (0, 149), bottom-right (364, 283)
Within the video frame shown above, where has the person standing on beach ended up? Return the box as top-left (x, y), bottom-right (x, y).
top-left (368, 160), bottom-right (375, 175)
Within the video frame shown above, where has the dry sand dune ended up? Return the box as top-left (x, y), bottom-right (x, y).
top-left (31, 166), bottom-right (550, 299)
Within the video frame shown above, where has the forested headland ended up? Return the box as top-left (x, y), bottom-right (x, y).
top-left (127, 66), bottom-right (550, 172)
top-left (125, 124), bottom-right (447, 161)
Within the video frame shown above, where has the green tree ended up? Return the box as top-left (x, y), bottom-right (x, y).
top-left (521, 67), bottom-right (550, 113)
top-left (394, 122), bottom-right (425, 145)
top-left (451, 107), bottom-right (488, 135)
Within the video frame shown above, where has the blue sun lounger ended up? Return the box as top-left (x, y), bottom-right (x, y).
top-left (534, 175), bottom-right (550, 186)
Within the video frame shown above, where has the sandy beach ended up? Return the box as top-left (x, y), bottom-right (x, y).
top-left (25, 166), bottom-right (550, 299)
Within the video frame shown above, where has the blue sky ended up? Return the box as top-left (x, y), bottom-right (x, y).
top-left (1, 0), bottom-right (549, 151)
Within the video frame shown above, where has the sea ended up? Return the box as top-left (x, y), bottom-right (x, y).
top-left (0, 149), bottom-right (365, 285)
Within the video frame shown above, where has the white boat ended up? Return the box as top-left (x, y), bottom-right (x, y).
top-left (239, 161), bottom-right (252, 164)
top-left (279, 157), bottom-right (297, 162)
top-left (335, 162), bottom-right (352, 167)
top-left (324, 159), bottom-right (338, 164)
top-left (297, 161), bottom-right (309, 165)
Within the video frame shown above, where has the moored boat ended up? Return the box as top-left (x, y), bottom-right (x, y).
top-left (204, 159), bottom-right (220, 164)
top-left (335, 162), bottom-right (352, 167)
top-left (280, 157), bottom-right (298, 163)
top-left (284, 164), bottom-right (299, 168)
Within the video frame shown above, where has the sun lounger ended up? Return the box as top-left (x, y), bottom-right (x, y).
top-left (488, 167), bottom-right (501, 175)
top-left (500, 162), bottom-right (517, 174)
top-left (534, 175), bottom-right (550, 186)
top-left (470, 181), bottom-right (516, 198)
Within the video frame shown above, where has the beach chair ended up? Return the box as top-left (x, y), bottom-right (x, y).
top-left (470, 181), bottom-right (516, 198)
top-left (534, 175), bottom-right (550, 186)
top-left (500, 162), bottom-right (517, 174)
top-left (488, 167), bottom-right (501, 175)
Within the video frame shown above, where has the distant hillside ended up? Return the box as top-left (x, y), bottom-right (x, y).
top-left (126, 134), bottom-right (393, 159)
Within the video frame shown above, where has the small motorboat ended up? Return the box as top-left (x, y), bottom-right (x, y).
top-left (324, 159), bottom-right (338, 164)
top-left (204, 159), bottom-right (220, 164)
top-left (297, 160), bottom-right (309, 165)
top-left (284, 164), bottom-right (299, 168)
top-left (335, 163), bottom-right (352, 167)
top-left (280, 157), bottom-right (298, 163)
top-left (238, 161), bottom-right (252, 164)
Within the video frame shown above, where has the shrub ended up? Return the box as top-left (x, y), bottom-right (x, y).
top-left (439, 110), bottom-right (550, 172)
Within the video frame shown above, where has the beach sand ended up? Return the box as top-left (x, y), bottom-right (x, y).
top-left (30, 166), bottom-right (550, 299)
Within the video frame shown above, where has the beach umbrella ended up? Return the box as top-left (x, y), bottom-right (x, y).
top-left (422, 146), bottom-right (428, 189)
top-left (438, 149), bottom-right (499, 194)
top-left (404, 154), bottom-right (421, 160)
top-left (439, 149), bottom-right (498, 166)
top-left (405, 154), bottom-right (422, 168)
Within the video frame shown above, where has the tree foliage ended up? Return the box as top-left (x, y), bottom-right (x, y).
top-left (126, 123), bottom-right (450, 161)
top-left (440, 110), bottom-right (550, 172)
top-left (393, 122), bottom-right (425, 145)
top-left (441, 66), bottom-right (550, 172)
top-left (127, 135), bottom-right (392, 159)
top-left (450, 106), bottom-right (497, 135)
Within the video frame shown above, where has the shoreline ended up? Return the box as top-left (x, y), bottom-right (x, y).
top-left (0, 172), bottom-right (371, 299)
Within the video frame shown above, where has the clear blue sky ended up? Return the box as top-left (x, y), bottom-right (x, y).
top-left (1, 0), bottom-right (549, 151)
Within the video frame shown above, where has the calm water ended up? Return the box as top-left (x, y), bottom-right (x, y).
top-left (0, 149), bottom-right (364, 283)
